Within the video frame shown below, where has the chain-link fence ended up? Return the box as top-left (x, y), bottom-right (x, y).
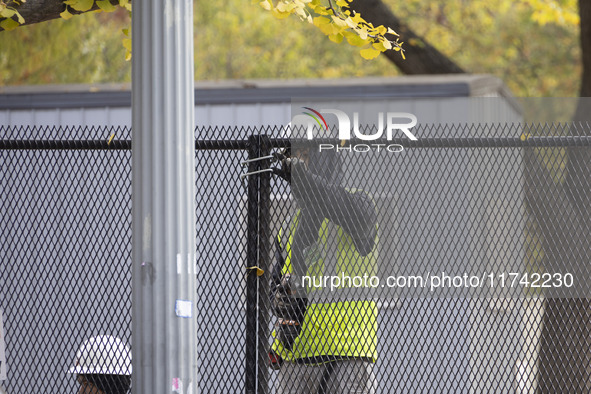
top-left (1, 123), bottom-right (590, 393)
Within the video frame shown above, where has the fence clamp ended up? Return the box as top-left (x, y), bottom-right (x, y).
top-left (241, 154), bottom-right (275, 166)
top-left (240, 168), bottom-right (273, 179)
top-left (241, 154), bottom-right (276, 179)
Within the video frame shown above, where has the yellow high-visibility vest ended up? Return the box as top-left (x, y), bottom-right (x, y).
top-left (272, 210), bottom-right (378, 362)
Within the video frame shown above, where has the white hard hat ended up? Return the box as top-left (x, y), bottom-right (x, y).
top-left (68, 335), bottom-right (132, 375)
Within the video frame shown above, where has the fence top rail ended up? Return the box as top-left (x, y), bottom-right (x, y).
top-left (1, 136), bottom-right (591, 150)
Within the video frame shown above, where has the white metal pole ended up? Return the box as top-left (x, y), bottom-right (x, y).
top-left (131, 1), bottom-right (197, 393)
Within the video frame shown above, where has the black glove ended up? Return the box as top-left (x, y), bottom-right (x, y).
top-left (272, 149), bottom-right (307, 183)
top-left (271, 274), bottom-right (308, 350)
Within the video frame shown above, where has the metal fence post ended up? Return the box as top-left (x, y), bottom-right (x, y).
top-left (245, 135), bottom-right (272, 393)
top-left (245, 135), bottom-right (260, 394)
top-left (131, 1), bottom-right (197, 393)
top-left (257, 135), bottom-right (272, 394)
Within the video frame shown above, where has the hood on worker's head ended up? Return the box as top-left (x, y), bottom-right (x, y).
top-left (287, 114), bottom-right (342, 184)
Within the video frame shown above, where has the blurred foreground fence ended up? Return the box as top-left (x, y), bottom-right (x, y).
top-left (1, 124), bottom-right (591, 393)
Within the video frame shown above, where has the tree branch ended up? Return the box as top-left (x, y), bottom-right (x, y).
top-left (0, 0), bottom-right (121, 32)
top-left (347, 0), bottom-right (465, 74)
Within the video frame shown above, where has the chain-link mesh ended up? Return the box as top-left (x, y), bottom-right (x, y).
top-left (1, 123), bottom-right (590, 393)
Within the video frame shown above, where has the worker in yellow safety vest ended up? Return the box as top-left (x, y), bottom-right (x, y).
top-left (270, 144), bottom-right (379, 394)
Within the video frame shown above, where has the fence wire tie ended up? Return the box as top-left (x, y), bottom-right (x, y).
top-left (240, 168), bottom-right (273, 179)
top-left (520, 133), bottom-right (531, 141)
top-left (246, 266), bottom-right (265, 277)
top-left (107, 133), bottom-right (115, 146)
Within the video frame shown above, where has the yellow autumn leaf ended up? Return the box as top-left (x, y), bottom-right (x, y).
top-left (343, 16), bottom-right (357, 29)
top-left (60, 8), bottom-right (74, 20)
top-left (96, 0), bottom-right (117, 12)
top-left (344, 31), bottom-right (368, 46)
top-left (311, 4), bottom-right (330, 15)
top-left (313, 16), bottom-right (331, 26)
top-left (386, 27), bottom-right (399, 36)
top-left (271, 8), bottom-right (291, 19)
top-left (123, 37), bottom-right (132, 61)
top-left (15, 11), bottom-right (24, 23)
top-left (372, 41), bottom-right (387, 51)
top-left (331, 15), bottom-right (349, 28)
top-left (360, 47), bottom-right (381, 59)
top-left (259, 0), bottom-right (272, 11)
top-left (356, 28), bottom-right (368, 40)
top-left (317, 21), bottom-right (341, 36)
top-left (276, 2), bottom-right (296, 12)
top-left (0, 8), bottom-right (15, 18)
top-left (68, 0), bottom-right (94, 12)
top-left (328, 33), bottom-right (344, 43)
top-left (123, 38), bottom-right (131, 51)
top-left (295, 6), bottom-right (307, 18)
top-left (0, 17), bottom-right (19, 31)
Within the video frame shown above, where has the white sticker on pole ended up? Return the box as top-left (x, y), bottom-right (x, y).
top-left (0, 309), bottom-right (6, 380)
top-left (172, 377), bottom-right (194, 394)
top-left (175, 300), bottom-right (193, 318)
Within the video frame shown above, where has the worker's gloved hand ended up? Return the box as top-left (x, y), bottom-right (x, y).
top-left (272, 274), bottom-right (308, 351)
top-left (268, 349), bottom-right (283, 370)
top-left (272, 149), bottom-right (307, 183)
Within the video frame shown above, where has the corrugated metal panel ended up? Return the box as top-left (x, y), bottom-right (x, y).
top-left (0, 76), bottom-right (517, 128)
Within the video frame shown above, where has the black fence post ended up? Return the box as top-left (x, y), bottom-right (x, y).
top-left (245, 135), bottom-right (260, 394)
top-left (257, 135), bottom-right (271, 394)
top-left (245, 134), bottom-right (273, 394)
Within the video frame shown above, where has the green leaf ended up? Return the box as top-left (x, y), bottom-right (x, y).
top-left (96, 0), bottom-right (117, 12)
top-left (0, 17), bottom-right (19, 30)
